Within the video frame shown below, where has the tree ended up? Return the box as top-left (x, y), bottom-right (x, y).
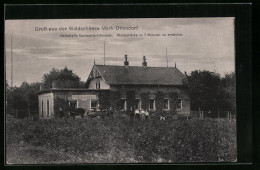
top-left (42, 66), bottom-right (83, 89)
top-left (184, 70), bottom-right (222, 111)
top-left (221, 72), bottom-right (236, 112)
top-left (184, 70), bottom-right (236, 116)
top-left (8, 86), bottom-right (27, 118)
top-left (6, 81), bottom-right (41, 118)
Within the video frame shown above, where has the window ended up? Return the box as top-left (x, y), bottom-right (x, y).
top-left (96, 80), bottom-right (100, 89)
top-left (41, 100), bottom-right (44, 117)
top-left (96, 70), bottom-right (100, 76)
top-left (177, 98), bottom-right (182, 109)
top-left (47, 100), bottom-right (50, 117)
top-left (70, 101), bottom-right (77, 109)
top-left (149, 99), bottom-right (155, 110)
top-left (135, 99), bottom-right (141, 110)
top-left (91, 100), bottom-right (98, 111)
top-left (120, 99), bottom-right (126, 110)
top-left (163, 99), bottom-right (169, 110)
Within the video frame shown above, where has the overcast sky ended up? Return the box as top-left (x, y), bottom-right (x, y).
top-left (5, 18), bottom-right (235, 87)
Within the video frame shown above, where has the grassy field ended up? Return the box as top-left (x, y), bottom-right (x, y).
top-left (6, 115), bottom-right (236, 164)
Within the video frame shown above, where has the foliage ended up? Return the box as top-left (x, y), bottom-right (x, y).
top-left (28, 92), bottom-right (39, 119)
top-left (221, 72), bottom-right (236, 113)
top-left (169, 92), bottom-right (178, 114)
top-left (183, 70), bottom-right (235, 112)
top-left (141, 93), bottom-right (149, 110)
top-left (42, 67), bottom-right (83, 89)
top-left (53, 97), bottom-right (70, 118)
top-left (98, 91), bottom-right (110, 110)
top-left (155, 91), bottom-right (164, 113)
top-left (126, 91), bottom-right (135, 110)
top-left (109, 91), bottom-right (121, 111)
top-left (6, 118), bottom-right (237, 163)
top-left (6, 81), bottom-right (41, 118)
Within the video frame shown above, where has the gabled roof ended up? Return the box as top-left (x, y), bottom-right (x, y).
top-left (92, 65), bottom-right (186, 86)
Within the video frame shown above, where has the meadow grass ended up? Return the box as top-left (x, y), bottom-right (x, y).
top-left (6, 116), bottom-right (236, 164)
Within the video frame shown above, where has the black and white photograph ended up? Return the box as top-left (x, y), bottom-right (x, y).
top-left (5, 17), bottom-right (236, 164)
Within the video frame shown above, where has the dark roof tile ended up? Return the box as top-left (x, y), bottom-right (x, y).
top-left (94, 65), bottom-right (185, 85)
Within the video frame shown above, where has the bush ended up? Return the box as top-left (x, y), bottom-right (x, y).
top-left (126, 91), bottom-right (135, 110)
top-left (53, 97), bottom-right (70, 118)
top-left (141, 93), bottom-right (149, 110)
top-left (110, 91), bottom-right (121, 111)
top-left (98, 91), bottom-right (110, 110)
top-left (155, 91), bottom-right (164, 113)
top-left (169, 92), bottom-right (178, 114)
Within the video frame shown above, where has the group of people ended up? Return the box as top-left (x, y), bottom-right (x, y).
top-left (129, 107), bottom-right (150, 121)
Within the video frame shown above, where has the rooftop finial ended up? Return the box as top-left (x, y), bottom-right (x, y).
top-left (104, 41), bottom-right (106, 65)
top-left (175, 62), bottom-right (176, 68)
top-left (94, 58), bottom-right (96, 65)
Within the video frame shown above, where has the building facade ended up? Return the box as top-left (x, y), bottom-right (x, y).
top-left (38, 55), bottom-right (190, 118)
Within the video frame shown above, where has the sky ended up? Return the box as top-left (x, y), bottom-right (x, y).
top-left (5, 18), bottom-right (235, 87)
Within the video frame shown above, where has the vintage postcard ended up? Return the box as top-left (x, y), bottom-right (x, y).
top-left (5, 18), bottom-right (236, 164)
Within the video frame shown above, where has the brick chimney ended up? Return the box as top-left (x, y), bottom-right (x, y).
top-left (124, 55), bottom-right (129, 68)
top-left (142, 56), bottom-right (147, 68)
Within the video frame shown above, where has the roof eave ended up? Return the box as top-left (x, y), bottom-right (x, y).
top-left (109, 83), bottom-right (184, 86)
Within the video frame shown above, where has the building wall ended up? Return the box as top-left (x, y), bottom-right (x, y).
top-left (38, 85), bottom-right (190, 118)
top-left (38, 93), bottom-right (54, 118)
top-left (53, 90), bottom-right (100, 114)
top-left (88, 77), bottom-right (110, 89)
top-left (176, 92), bottom-right (190, 115)
top-left (110, 85), bottom-right (190, 115)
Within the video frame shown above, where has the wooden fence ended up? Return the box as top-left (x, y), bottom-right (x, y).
top-left (191, 110), bottom-right (236, 119)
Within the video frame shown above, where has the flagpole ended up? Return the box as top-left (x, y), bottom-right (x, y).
top-left (104, 41), bottom-right (106, 65)
top-left (11, 34), bottom-right (13, 88)
top-left (166, 48), bottom-right (168, 67)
